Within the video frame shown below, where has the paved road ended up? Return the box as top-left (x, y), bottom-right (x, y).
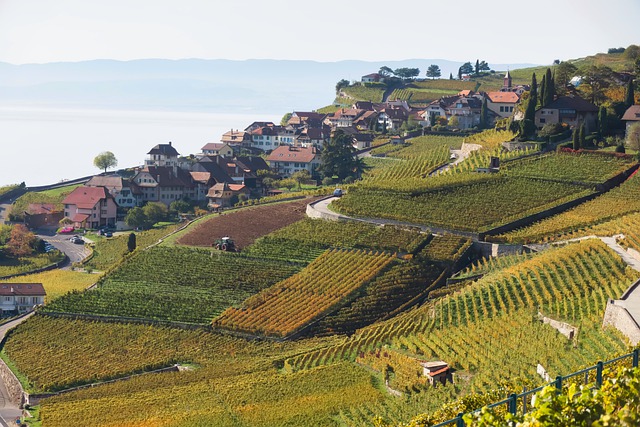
top-left (37, 231), bottom-right (91, 267)
top-left (0, 313), bottom-right (34, 426)
top-left (430, 143), bottom-right (483, 176)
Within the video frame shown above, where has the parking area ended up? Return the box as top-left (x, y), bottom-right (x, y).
top-left (38, 232), bottom-right (92, 266)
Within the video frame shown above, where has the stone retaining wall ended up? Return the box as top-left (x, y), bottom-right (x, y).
top-left (0, 357), bottom-right (24, 406)
top-left (603, 300), bottom-right (640, 346)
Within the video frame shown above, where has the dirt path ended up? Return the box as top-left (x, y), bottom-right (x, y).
top-left (430, 142), bottom-right (482, 176)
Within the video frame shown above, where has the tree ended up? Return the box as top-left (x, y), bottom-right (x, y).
top-left (291, 169), bottom-right (311, 189)
top-left (578, 65), bottom-right (613, 105)
top-left (598, 106), bottom-right (608, 137)
top-left (169, 200), bottom-right (191, 214)
top-left (318, 129), bottom-right (358, 181)
top-left (572, 127), bottom-right (580, 150)
top-left (426, 64), bottom-right (441, 79)
top-left (393, 68), bottom-right (420, 81)
top-left (143, 202), bottom-right (167, 225)
top-left (475, 59), bottom-right (480, 75)
top-left (6, 224), bottom-right (36, 257)
top-left (625, 79), bottom-right (635, 108)
top-left (579, 123), bottom-right (586, 148)
top-left (541, 68), bottom-right (555, 107)
top-left (480, 97), bottom-right (489, 129)
top-left (627, 122), bottom-right (640, 151)
top-left (93, 151), bottom-right (118, 173)
top-left (280, 112), bottom-right (293, 126)
top-left (379, 66), bottom-right (394, 78)
top-left (459, 62), bottom-right (473, 77)
top-left (478, 60), bottom-right (490, 73)
top-left (448, 115), bottom-right (459, 128)
top-left (539, 73), bottom-right (547, 108)
top-left (335, 79), bottom-right (350, 94)
top-left (261, 177), bottom-right (277, 190)
top-left (554, 62), bottom-right (578, 95)
top-left (449, 73), bottom-right (453, 80)
top-left (124, 207), bottom-right (148, 229)
top-left (127, 232), bottom-right (136, 252)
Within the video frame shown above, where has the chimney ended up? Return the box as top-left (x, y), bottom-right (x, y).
top-left (169, 141), bottom-right (172, 146)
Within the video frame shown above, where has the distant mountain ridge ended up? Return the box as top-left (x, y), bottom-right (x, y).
top-left (0, 58), bottom-right (538, 114)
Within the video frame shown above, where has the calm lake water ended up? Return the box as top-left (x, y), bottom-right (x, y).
top-left (0, 107), bottom-right (279, 187)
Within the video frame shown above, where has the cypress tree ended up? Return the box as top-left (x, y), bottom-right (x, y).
top-left (529, 73), bottom-right (538, 112)
top-left (539, 74), bottom-right (547, 108)
top-left (127, 232), bottom-right (137, 252)
top-left (449, 72), bottom-right (453, 80)
top-left (598, 106), bottom-right (608, 137)
top-left (579, 123), bottom-right (586, 148)
top-left (572, 127), bottom-right (580, 150)
top-left (543, 68), bottom-right (554, 106)
top-left (480, 97), bottom-right (489, 129)
top-left (625, 79), bottom-right (635, 108)
top-left (548, 71), bottom-right (556, 104)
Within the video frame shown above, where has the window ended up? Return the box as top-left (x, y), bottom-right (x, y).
top-left (4, 297), bottom-right (11, 302)
top-left (510, 107), bottom-right (514, 112)
top-left (540, 118), bottom-right (546, 123)
top-left (18, 297), bottom-right (27, 304)
top-left (32, 297), bottom-right (39, 304)
top-left (499, 106), bottom-right (505, 112)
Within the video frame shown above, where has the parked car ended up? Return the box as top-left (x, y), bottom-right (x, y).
top-left (59, 226), bottom-right (75, 234)
top-left (70, 236), bottom-right (84, 244)
top-left (104, 231), bottom-right (113, 238)
top-left (333, 188), bottom-right (343, 197)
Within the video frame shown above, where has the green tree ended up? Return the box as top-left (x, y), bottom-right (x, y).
top-left (480, 97), bottom-right (489, 129)
top-left (93, 151), bottom-right (118, 173)
top-left (572, 126), bottom-right (581, 150)
top-left (169, 200), bottom-right (191, 214)
top-left (335, 79), bottom-right (350, 94)
top-left (379, 66), bottom-right (394, 78)
top-left (291, 169), bottom-right (311, 189)
top-left (449, 72), bottom-right (453, 80)
top-left (124, 207), bottom-right (148, 229)
top-left (393, 67), bottom-right (420, 81)
top-left (143, 202), bottom-right (167, 225)
top-left (318, 129), bottom-right (358, 181)
top-left (579, 123), bottom-right (586, 148)
top-left (280, 112), bottom-right (293, 126)
top-left (127, 232), bottom-right (136, 252)
top-left (542, 68), bottom-right (555, 106)
top-left (426, 64), bottom-right (441, 79)
top-left (459, 62), bottom-right (473, 77)
top-left (448, 115), bottom-right (459, 128)
top-left (475, 59), bottom-right (480, 75)
top-left (539, 73), bottom-right (547, 108)
top-left (625, 78), bottom-right (635, 108)
top-left (578, 65), bottom-right (613, 105)
top-left (598, 106), bottom-right (608, 137)
top-left (554, 61), bottom-right (578, 95)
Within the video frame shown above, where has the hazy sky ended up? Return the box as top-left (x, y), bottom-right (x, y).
top-left (1, 0), bottom-right (639, 65)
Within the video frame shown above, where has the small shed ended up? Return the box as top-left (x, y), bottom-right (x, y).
top-left (420, 360), bottom-right (451, 386)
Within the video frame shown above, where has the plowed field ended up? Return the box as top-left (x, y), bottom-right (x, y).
top-left (177, 197), bottom-right (321, 249)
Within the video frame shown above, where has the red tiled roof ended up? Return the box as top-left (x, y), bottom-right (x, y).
top-left (428, 366), bottom-right (450, 377)
top-left (27, 203), bottom-right (59, 215)
top-left (0, 283), bottom-right (46, 296)
top-left (62, 186), bottom-right (110, 209)
top-left (71, 213), bottom-right (90, 222)
top-left (189, 172), bottom-right (212, 184)
top-left (228, 184), bottom-right (247, 192)
top-left (486, 91), bottom-right (519, 103)
top-left (202, 143), bottom-right (229, 151)
top-left (267, 146), bottom-right (318, 164)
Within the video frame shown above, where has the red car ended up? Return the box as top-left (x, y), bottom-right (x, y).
top-left (59, 226), bottom-right (75, 234)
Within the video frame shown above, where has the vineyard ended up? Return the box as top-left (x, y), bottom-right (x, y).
top-left (17, 269), bottom-right (98, 302)
top-left (284, 240), bottom-right (637, 381)
top-left (504, 152), bottom-right (635, 184)
top-left (341, 84), bottom-right (386, 102)
top-left (44, 246), bottom-right (301, 324)
top-left (463, 129), bottom-right (517, 150)
top-left (495, 170), bottom-right (640, 243)
top-left (0, 251), bottom-right (64, 278)
top-left (213, 249), bottom-right (395, 338)
top-left (85, 224), bottom-right (182, 270)
top-left (334, 177), bottom-right (593, 232)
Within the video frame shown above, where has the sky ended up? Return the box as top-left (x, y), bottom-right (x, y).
top-left (1, 0), bottom-right (639, 66)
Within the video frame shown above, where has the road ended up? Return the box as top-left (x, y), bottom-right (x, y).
top-left (0, 313), bottom-right (34, 426)
top-left (37, 229), bottom-right (92, 267)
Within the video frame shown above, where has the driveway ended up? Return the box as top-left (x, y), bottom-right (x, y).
top-left (37, 228), bottom-right (92, 267)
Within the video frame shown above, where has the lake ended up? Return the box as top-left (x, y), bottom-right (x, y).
top-left (0, 107), bottom-right (280, 187)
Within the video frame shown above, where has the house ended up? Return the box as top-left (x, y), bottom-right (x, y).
top-left (445, 96), bottom-right (483, 129)
top-left (361, 73), bottom-right (384, 83)
top-left (244, 121), bottom-right (275, 133)
top-left (201, 142), bottom-right (233, 157)
top-left (85, 175), bottom-right (140, 208)
top-left (378, 108), bottom-right (408, 131)
top-left (23, 204), bottom-right (64, 229)
top-left (131, 166), bottom-right (195, 205)
top-left (534, 95), bottom-right (598, 131)
top-left (352, 133), bottom-right (375, 150)
top-left (353, 110), bottom-right (379, 130)
top-left (326, 108), bottom-right (366, 128)
top-left (146, 142), bottom-right (180, 168)
top-left (622, 105), bottom-right (640, 137)
top-left (249, 126), bottom-right (280, 151)
top-left (0, 283), bottom-right (46, 314)
top-left (220, 129), bottom-right (251, 148)
top-left (295, 126), bottom-right (331, 149)
top-left (485, 91), bottom-right (520, 118)
top-left (287, 112), bottom-right (326, 128)
top-left (62, 186), bottom-right (117, 229)
top-left (420, 361), bottom-right (451, 386)
top-left (267, 145), bottom-right (320, 178)
top-left (206, 182), bottom-right (249, 210)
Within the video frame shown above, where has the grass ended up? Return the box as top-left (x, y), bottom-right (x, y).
top-left (12, 269), bottom-right (99, 302)
top-left (12, 184), bottom-right (82, 218)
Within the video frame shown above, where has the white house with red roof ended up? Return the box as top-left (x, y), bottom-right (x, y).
top-left (201, 142), bottom-right (233, 157)
top-left (485, 91), bottom-right (520, 118)
top-left (266, 145), bottom-right (320, 177)
top-left (62, 186), bottom-right (118, 229)
top-left (0, 283), bottom-right (46, 314)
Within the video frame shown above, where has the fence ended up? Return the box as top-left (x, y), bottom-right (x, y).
top-left (431, 349), bottom-right (640, 426)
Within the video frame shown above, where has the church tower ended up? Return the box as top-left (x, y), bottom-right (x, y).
top-left (503, 70), bottom-right (512, 91)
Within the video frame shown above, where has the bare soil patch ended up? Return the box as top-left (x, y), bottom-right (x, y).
top-left (177, 197), bottom-right (321, 249)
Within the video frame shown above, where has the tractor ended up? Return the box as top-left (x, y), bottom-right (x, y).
top-left (213, 236), bottom-right (236, 251)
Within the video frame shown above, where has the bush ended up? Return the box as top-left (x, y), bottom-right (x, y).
top-left (615, 144), bottom-right (626, 153)
top-left (322, 177), bottom-right (334, 186)
top-left (538, 122), bottom-right (564, 138)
